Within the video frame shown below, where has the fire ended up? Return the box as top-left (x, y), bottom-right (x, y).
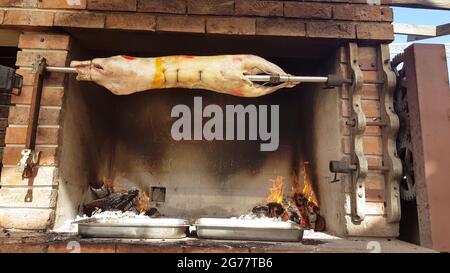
top-left (266, 176), bottom-right (284, 204)
top-left (301, 161), bottom-right (319, 207)
top-left (136, 191), bottom-right (150, 213)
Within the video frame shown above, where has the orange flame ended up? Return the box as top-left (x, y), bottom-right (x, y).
top-left (136, 191), bottom-right (150, 213)
top-left (266, 176), bottom-right (284, 204)
top-left (302, 161), bottom-right (319, 207)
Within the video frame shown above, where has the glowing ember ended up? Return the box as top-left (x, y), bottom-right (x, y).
top-left (136, 191), bottom-right (150, 214)
top-left (266, 176), bottom-right (284, 204)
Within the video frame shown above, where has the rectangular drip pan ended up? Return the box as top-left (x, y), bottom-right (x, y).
top-left (195, 218), bottom-right (304, 242)
top-left (78, 218), bottom-right (189, 239)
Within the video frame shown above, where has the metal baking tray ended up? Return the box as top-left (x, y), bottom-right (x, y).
top-left (195, 218), bottom-right (303, 242)
top-left (78, 218), bottom-right (189, 239)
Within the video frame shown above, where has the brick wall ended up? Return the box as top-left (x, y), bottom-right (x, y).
top-left (0, 32), bottom-right (69, 230)
top-left (0, 0), bottom-right (394, 41)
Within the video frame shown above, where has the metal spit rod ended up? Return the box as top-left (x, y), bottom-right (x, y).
top-left (245, 75), bottom-right (329, 83)
top-left (45, 66), bottom-right (333, 84)
top-left (46, 66), bottom-right (78, 74)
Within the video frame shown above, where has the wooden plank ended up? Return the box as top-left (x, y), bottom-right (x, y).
top-left (390, 0), bottom-right (450, 10)
top-left (393, 23), bottom-right (436, 37)
top-left (436, 23), bottom-right (450, 37)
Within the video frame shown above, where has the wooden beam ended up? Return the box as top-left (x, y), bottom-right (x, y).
top-left (436, 23), bottom-right (450, 37)
top-left (394, 23), bottom-right (450, 40)
top-left (389, 0), bottom-right (450, 10)
top-left (393, 23), bottom-right (436, 37)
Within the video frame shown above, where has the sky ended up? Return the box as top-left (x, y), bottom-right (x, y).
top-left (393, 7), bottom-right (450, 44)
top-left (392, 7), bottom-right (450, 79)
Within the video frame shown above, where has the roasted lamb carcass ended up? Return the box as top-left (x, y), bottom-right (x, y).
top-left (70, 54), bottom-right (297, 97)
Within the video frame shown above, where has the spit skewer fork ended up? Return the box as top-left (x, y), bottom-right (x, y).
top-left (45, 66), bottom-right (346, 86)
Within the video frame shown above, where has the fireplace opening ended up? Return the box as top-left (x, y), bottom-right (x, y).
top-left (52, 30), bottom-right (345, 238)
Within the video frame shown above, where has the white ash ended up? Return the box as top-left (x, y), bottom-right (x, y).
top-left (236, 214), bottom-right (283, 221)
top-left (53, 210), bottom-right (152, 233)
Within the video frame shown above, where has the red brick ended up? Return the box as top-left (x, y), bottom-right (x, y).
top-left (54, 11), bottom-right (105, 28)
top-left (342, 136), bottom-right (351, 154)
top-left (358, 46), bottom-right (378, 71)
top-left (363, 137), bottom-right (383, 155)
top-left (366, 189), bottom-right (384, 202)
top-left (362, 84), bottom-right (380, 100)
top-left (362, 100), bottom-right (380, 118)
top-left (2, 146), bottom-right (57, 166)
top-left (3, 9), bottom-right (54, 26)
top-left (38, 0), bottom-right (87, 9)
top-left (11, 86), bottom-right (64, 106)
top-left (256, 18), bottom-right (305, 37)
top-left (0, 208), bottom-right (55, 230)
top-left (284, 2), bottom-right (332, 19)
top-left (87, 0), bottom-right (136, 11)
top-left (8, 106), bottom-right (61, 126)
top-left (116, 245), bottom-right (184, 253)
top-left (5, 127), bottom-right (60, 145)
top-left (47, 243), bottom-right (116, 253)
top-left (0, 0), bottom-right (38, 8)
top-left (207, 17), bottom-right (256, 35)
top-left (235, 0), bottom-right (283, 17)
top-left (367, 155), bottom-right (383, 167)
top-left (1, 166), bottom-right (59, 187)
top-left (363, 70), bottom-right (379, 81)
top-left (334, 5), bottom-right (385, 22)
top-left (16, 50), bottom-right (68, 67)
top-left (365, 125), bottom-right (381, 136)
top-left (307, 21), bottom-right (355, 39)
top-left (0, 187), bottom-right (57, 208)
top-left (187, 0), bottom-right (234, 15)
top-left (138, 0), bottom-right (186, 14)
top-left (356, 23), bottom-right (394, 41)
top-left (366, 173), bottom-right (385, 190)
top-left (19, 32), bottom-right (70, 50)
top-left (157, 15), bottom-right (205, 33)
top-left (341, 99), bottom-right (350, 117)
top-left (106, 13), bottom-right (156, 31)
top-left (380, 7), bottom-right (393, 22)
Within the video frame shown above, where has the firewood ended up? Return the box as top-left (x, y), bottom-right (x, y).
top-left (267, 202), bottom-right (285, 218)
top-left (252, 205), bottom-right (269, 218)
top-left (83, 189), bottom-right (139, 216)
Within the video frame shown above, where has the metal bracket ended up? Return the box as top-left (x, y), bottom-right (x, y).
top-left (379, 44), bottom-right (403, 223)
top-left (15, 56), bottom-right (46, 179)
top-left (348, 43), bottom-right (369, 222)
top-left (16, 149), bottom-right (41, 179)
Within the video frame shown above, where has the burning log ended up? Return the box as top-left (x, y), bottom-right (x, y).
top-left (144, 207), bottom-right (161, 218)
top-left (285, 202), bottom-right (301, 225)
top-left (83, 189), bottom-right (139, 216)
top-left (252, 205), bottom-right (269, 218)
top-left (267, 202), bottom-right (285, 218)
